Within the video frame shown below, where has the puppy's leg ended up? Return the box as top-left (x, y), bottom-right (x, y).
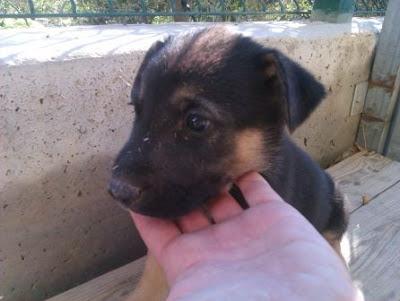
top-left (126, 253), bottom-right (169, 301)
top-left (323, 230), bottom-right (351, 268)
top-left (322, 187), bottom-right (349, 265)
top-left (323, 231), bottom-right (344, 256)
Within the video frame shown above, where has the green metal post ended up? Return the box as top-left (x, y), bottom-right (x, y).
top-left (27, 0), bottom-right (35, 20)
top-left (107, 0), bottom-right (114, 12)
top-left (70, 0), bottom-right (77, 15)
top-left (311, 0), bottom-right (355, 23)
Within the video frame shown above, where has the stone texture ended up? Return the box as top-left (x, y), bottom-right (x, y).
top-left (0, 56), bottom-right (147, 301)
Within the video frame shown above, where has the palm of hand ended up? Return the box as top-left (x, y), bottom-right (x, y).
top-left (132, 173), bottom-right (356, 301)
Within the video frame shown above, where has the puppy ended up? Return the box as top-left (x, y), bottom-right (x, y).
top-left (109, 26), bottom-right (348, 300)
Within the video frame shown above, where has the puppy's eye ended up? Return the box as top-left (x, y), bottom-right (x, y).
top-left (185, 113), bottom-right (209, 133)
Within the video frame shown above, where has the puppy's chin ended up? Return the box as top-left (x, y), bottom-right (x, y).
top-left (124, 182), bottom-right (235, 219)
top-left (124, 191), bottom-right (211, 219)
top-left (127, 202), bottom-right (202, 219)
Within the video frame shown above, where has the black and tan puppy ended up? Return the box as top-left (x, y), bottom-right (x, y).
top-left (109, 26), bottom-right (348, 300)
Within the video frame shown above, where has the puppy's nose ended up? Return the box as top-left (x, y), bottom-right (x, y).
top-left (108, 178), bottom-right (141, 207)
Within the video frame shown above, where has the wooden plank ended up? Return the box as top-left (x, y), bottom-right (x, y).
top-left (356, 0), bottom-right (400, 153)
top-left (385, 90), bottom-right (400, 160)
top-left (46, 257), bottom-right (145, 301)
top-left (348, 182), bottom-right (400, 301)
top-left (327, 151), bottom-right (400, 212)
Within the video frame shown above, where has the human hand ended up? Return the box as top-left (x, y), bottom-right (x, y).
top-left (131, 172), bottom-right (360, 301)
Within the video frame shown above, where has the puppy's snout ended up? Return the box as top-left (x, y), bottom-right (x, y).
top-left (108, 178), bottom-right (142, 207)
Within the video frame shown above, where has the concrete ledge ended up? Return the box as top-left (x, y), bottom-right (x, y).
top-left (0, 18), bottom-right (382, 301)
top-left (0, 18), bottom-right (382, 66)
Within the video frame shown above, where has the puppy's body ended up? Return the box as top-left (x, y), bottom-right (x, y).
top-left (109, 27), bottom-right (348, 300)
top-left (264, 134), bottom-right (347, 238)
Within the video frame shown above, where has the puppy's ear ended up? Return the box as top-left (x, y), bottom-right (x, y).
top-left (262, 50), bottom-right (326, 132)
top-left (131, 38), bottom-right (170, 101)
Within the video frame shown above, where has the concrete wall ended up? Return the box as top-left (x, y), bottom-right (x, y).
top-left (0, 19), bottom-right (382, 301)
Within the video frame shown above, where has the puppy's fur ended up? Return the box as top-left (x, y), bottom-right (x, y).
top-left (109, 27), bottom-right (348, 300)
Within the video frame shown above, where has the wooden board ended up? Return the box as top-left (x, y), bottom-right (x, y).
top-left (356, 0), bottom-right (400, 153)
top-left (348, 181), bottom-right (400, 301)
top-left (47, 152), bottom-right (400, 301)
top-left (385, 87), bottom-right (400, 160)
top-left (327, 151), bottom-right (400, 212)
top-left (47, 257), bottom-right (145, 301)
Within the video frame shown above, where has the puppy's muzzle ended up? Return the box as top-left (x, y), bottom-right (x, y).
top-left (108, 178), bottom-right (142, 208)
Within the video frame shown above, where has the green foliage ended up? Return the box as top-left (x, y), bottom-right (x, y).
top-left (0, 0), bottom-right (387, 27)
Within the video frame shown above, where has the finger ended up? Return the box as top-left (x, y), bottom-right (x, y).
top-left (236, 172), bottom-right (283, 207)
top-left (130, 211), bottom-right (180, 258)
top-left (177, 208), bottom-right (210, 232)
top-left (208, 191), bottom-right (243, 223)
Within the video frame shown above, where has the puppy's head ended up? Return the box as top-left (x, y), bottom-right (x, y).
top-left (109, 27), bottom-right (325, 218)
